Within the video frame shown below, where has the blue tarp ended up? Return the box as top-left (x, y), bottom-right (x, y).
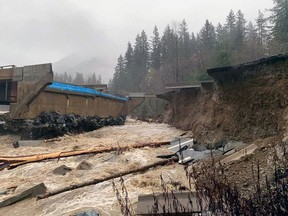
top-left (47, 82), bottom-right (128, 102)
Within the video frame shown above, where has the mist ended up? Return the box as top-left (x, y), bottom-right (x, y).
top-left (0, 0), bottom-right (274, 82)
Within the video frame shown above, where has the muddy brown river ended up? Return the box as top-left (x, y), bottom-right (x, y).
top-left (0, 119), bottom-right (189, 215)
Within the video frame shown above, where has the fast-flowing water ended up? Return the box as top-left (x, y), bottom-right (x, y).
top-left (0, 119), bottom-right (188, 216)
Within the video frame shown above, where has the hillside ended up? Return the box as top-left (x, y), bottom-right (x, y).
top-left (160, 54), bottom-right (288, 144)
top-left (157, 54), bottom-right (288, 203)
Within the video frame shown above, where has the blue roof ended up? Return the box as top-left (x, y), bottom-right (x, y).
top-left (47, 82), bottom-right (128, 102)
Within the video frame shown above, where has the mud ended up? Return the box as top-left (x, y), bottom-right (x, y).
top-left (161, 74), bottom-right (288, 144)
top-left (158, 59), bottom-right (288, 200)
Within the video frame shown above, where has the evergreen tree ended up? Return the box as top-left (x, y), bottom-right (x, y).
top-left (256, 10), bottom-right (269, 47)
top-left (161, 25), bottom-right (173, 63)
top-left (246, 21), bottom-right (263, 60)
top-left (199, 20), bottom-right (216, 50)
top-left (111, 2), bottom-right (288, 95)
top-left (87, 76), bottom-right (92, 84)
top-left (151, 26), bottom-right (161, 70)
top-left (112, 55), bottom-right (126, 91)
top-left (97, 75), bottom-right (102, 84)
top-left (91, 73), bottom-right (97, 84)
top-left (225, 10), bottom-right (237, 47)
top-left (161, 25), bottom-right (180, 83)
top-left (195, 20), bottom-right (217, 79)
top-left (270, 0), bottom-right (288, 43)
top-left (216, 23), bottom-right (231, 66)
top-left (132, 31), bottom-right (150, 90)
top-left (73, 72), bottom-right (85, 85)
top-left (190, 32), bottom-right (198, 53)
top-left (124, 42), bottom-right (134, 90)
top-left (125, 42), bottom-right (134, 66)
top-left (235, 10), bottom-right (247, 48)
top-left (178, 19), bottom-right (191, 59)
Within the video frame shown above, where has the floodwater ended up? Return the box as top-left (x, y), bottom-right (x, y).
top-left (0, 119), bottom-right (189, 216)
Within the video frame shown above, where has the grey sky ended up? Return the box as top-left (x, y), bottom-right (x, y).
top-left (0, 0), bottom-right (274, 81)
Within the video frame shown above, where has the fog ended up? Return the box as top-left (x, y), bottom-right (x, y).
top-left (0, 0), bottom-right (274, 82)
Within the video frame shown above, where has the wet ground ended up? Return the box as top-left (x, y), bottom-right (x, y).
top-left (0, 119), bottom-right (189, 215)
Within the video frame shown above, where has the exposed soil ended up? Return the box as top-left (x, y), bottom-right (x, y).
top-left (157, 60), bottom-right (288, 203)
top-left (161, 75), bottom-right (288, 145)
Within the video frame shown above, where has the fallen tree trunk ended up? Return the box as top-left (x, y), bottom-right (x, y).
top-left (0, 141), bottom-right (170, 170)
top-left (37, 157), bottom-right (178, 199)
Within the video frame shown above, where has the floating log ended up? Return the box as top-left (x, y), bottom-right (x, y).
top-left (0, 141), bottom-right (170, 170)
top-left (37, 157), bottom-right (178, 200)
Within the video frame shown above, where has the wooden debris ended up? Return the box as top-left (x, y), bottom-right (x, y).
top-left (0, 141), bottom-right (170, 170)
top-left (37, 157), bottom-right (178, 200)
top-left (0, 183), bottom-right (47, 208)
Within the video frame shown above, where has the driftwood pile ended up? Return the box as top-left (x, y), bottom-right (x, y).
top-left (0, 112), bottom-right (126, 139)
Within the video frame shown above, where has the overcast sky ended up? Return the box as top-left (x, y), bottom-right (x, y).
top-left (0, 0), bottom-right (274, 81)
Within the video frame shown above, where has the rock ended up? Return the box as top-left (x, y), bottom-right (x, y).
top-left (243, 182), bottom-right (249, 188)
top-left (0, 191), bottom-right (8, 196)
top-left (52, 165), bottom-right (72, 175)
top-left (275, 168), bottom-right (288, 181)
top-left (224, 141), bottom-right (244, 150)
top-left (206, 140), bottom-right (227, 150)
top-left (70, 209), bottom-right (100, 216)
top-left (192, 144), bottom-right (207, 151)
top-left (76, 161), bottom-right (93, 170)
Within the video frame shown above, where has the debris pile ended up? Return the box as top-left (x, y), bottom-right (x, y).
top-left (0, 112), bottom-right (126, 139)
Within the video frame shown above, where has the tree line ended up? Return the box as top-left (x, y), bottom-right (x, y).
top-left (54, 72), bottom-right (102, 85)
top-left (110, 0), bottom-right (288, 94)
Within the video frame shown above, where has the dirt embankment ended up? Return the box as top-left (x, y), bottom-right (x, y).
top-left (161, 60), bottom-right (288, 144)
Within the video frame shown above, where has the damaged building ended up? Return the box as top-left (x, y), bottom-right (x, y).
top-left (0, 63), bottom-right (145, 120)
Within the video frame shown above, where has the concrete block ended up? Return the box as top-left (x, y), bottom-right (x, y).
top-left (13, 140), bottom-right (43, 148)
top-left (0, 183), bottom-right (47, 208)
top-left (23, 64), bottom-right (52, 82)
top-left (12, 67), bottom-right (23, 81)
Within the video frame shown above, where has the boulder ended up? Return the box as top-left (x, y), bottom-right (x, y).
top-left (76, 161), bottom-right (93, 170)
top-left (52, 165), bottom-right (72, 175)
